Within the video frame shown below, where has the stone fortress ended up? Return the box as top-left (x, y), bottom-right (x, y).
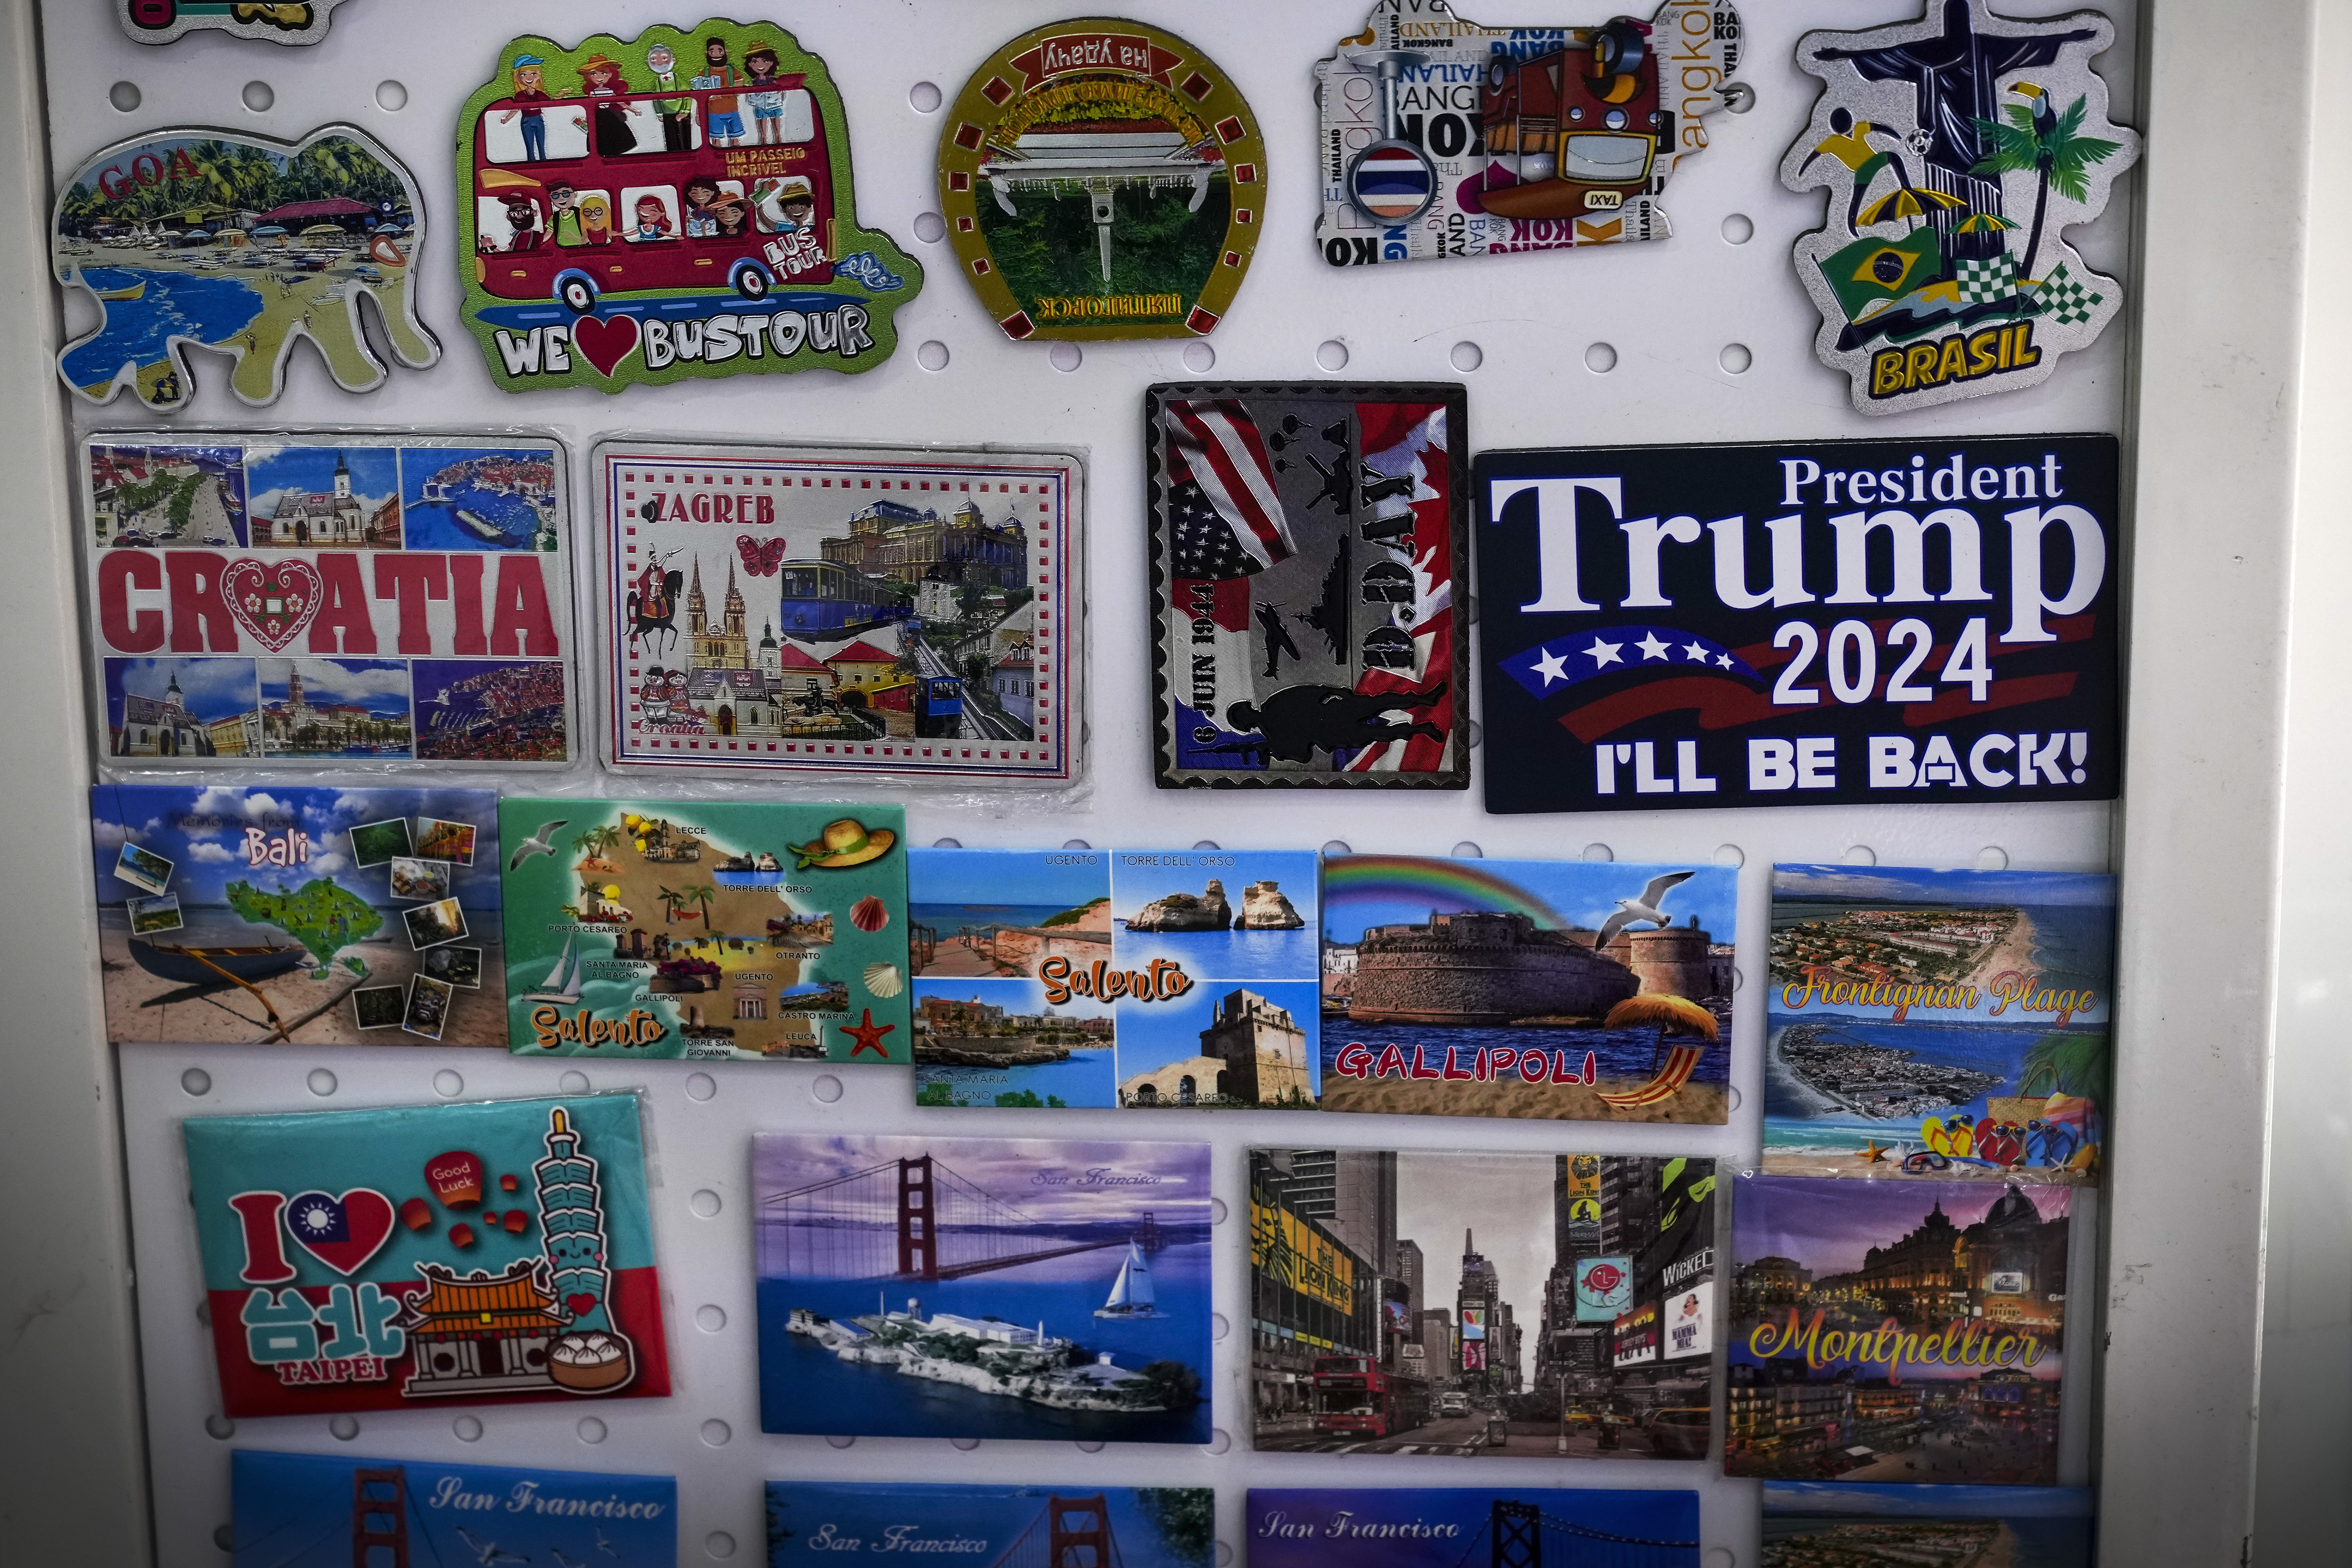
top-left (1345, 910), bottom-right (1731, 1025)
top-left (1120, 987), bottom-right (1314, 1108)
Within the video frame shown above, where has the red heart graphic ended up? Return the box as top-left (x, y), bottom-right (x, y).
top-left (566, 1292), bottom-right (600, 1316)
top-left (221, 558), bottom-right (323, 652)
top-left (570, 314), bottom-right (641, 377)
top-left (283, 1189), bottom-right (397, 1276)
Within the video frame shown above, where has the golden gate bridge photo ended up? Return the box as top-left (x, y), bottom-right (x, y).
top-left (1249, 1492), bottom-right (1701, 1568)
top-left (767, 1483), bottom-right (1219, 1568)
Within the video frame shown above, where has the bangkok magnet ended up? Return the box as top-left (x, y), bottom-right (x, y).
top-left (940, 19), bottom-right (1265, 340)
top-left (456, 20), bottom-right (922, 393)
top-left (1783, 0), bottom-right (2140, 414)
top-left (53, 127), bottom-right (438, 411)
top-left (120, 1), bottom-right (356, 46)
top-left (1315, 0), bottom-right (1742, 269)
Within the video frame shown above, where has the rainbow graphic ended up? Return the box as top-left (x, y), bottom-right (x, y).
top-left (1321, 855), bottom-right (1564, 927)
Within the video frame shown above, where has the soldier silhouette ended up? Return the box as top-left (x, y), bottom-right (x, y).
top-left (1214, 680), bottom-right (1448, 765)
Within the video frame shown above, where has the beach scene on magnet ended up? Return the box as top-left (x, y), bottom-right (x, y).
top-left (1764, 1482), bottom-right (2094, 1568)
top-left (53, 127), bottom-right (436, 410)
top-left (755, 1133), bottom-right (1212, 1444)
top-left (1150, 384), bottom-right (1468, 789)
top-left (909, 847), bottom-right (1320, 1109)
top-left (1766, 864), bottom-right (2113, 1183)
top-left (1250, 1149), bottom-right (1716, 1458)
top-left (231, 1450), bottom-right (676, 1567)
top-left (1250, 1488), bottom-right (1701, 1568)
top-left (457, 20), bottom-right (921, 394)
top-left (120, 0), bottom-right (356, 46)
top-left (1316, 0), bottom-right (1741, 268)
top-left (1783, 0), bottom-right (2140, 414)
top-left (1730, 1174), bottom-right (2071, 1485)
top-left (939, 18), bottom-right (1264, 341)
top-left (89, 784), bottom-right (504, 1047)
top-left (768, 1484), bottom-right (1213, 1568)
top-left (1320, 856), bottom-right (1734, 1121)
top-left (600, 443), bottom-right (1078, 782)
top-left (183, 1093), bottom-right (670, 1418)
top-left (498, 798), bottom-right (909, 1062)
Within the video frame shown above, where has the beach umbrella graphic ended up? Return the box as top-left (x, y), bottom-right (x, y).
top-left (1603, 992), bottom-right (1718, 1071)
top-left (1855, 183), bottom-right (1965, 230)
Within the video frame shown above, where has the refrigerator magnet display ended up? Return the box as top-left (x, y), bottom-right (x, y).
top-left (456, 20), bottom-right (922, 393)
top-left (1783, 0), bottom-right (2140, 414)
top-left (120, 1), bottom-right (356, 46)
top-left (940, 18), bottom-right (1264, 341)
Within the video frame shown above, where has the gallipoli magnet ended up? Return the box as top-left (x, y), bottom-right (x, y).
top-left (1148, 383), bottom-right (1469, 789)
top-left (120, 1), bottom-right (355, 46)
top-left (940, 19), bottom-right (1264, 340)
top-left (83, 434), bottom-right (573, 766)
top-left (457, 21), bottom-right (920, 393)
top-left (184, 1093), bottom-right (671, 1417)
top-left (770, 1485), bottom-right (1214, 1568)
top-left (1316, 0), bottom-right (1741, 268)
top-left (1253, 1491), bottom-right (1699, 1564)
top-left (1783, 0), bottom-right (2139, 413)
top-left (1476, 434), bottom-right (2121, 813)
top-left (596, 441), bottom-right (1082, 783)
top-left (53, 127), bottom-right (437, 410)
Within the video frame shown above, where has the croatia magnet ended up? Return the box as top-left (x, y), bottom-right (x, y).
top-left (53, 127), bottom-right (438, 411)
top-left (456, 20), bottom-right (921, 393)
top-left (940, 19), bottom-right (1264, 340)
top-left (120, 2), bottom-right (356, 46)
top-left (1784, 0), bottom-right (2140, 413)
top-left (1315, 0), bottom-right (1743, 269)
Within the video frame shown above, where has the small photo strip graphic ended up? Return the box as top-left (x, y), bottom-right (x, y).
top-left (403, 975), bottom-right (455, 1041)
top-left (415, 818), bottom-right (478, 865)
top-left (419, 945), bottom-right (483, 989)
top-left (113, 840), bottom-right (175, 896)
top-left (403, 897), bottom-right (468, 951)
top-left (388, 857), bottom-right (453, 902)
top-left (347, 817), bottom-right (415, 867)
top-left (352, 986), bottom-right (407, 1030)
top-left (127, 893), bottom-right (183, 935)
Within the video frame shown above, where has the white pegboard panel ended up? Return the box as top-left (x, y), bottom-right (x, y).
top-left (42, 0), bottom-right (2135, 1564)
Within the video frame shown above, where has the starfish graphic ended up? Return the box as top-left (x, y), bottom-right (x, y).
top-left (1856, 1139), bottom-right (1892, 1163)
top-left (841, 1008), bottom-right (896, 1059)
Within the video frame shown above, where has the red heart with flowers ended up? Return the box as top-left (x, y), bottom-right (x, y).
top-left (221, 557), bottom-right (322, 651)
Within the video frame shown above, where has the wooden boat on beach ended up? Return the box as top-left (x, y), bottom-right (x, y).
top-left (129, 939), bottom-right (303, 986)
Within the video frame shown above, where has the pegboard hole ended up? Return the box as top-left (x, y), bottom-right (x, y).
top-left (181, 1068), bottom-right (212, 1097)
top-left (933, 837), bottom-right (964, 849)
top-left (109, 82), bottom-right (141, 114)
top-left (1465, 719), bottom-right (1483, 749)
top-left (709, 1533), bottom-right (740, 1560)
top-left (1062, 839), bottom-right (1092, 850)
top-left (1183, 342), bottom-right (1216, 373)
top-left (1204, 1428), bottom-right (1232, 1455)
top-left (374, 80), bottom-right (409, 113)
top-left (1729, 1084), bottom-right (1744, 1112)
top-left (558, 1070), bottom-right (590, 1093)
top-left (952, 1437), bottom-right (982, 1451)
top-left (1720, 343), bottom-right (1753, 374)
top-left (1844, 844), bottom-right (1878, 866)
top-left (1720, 212), bottom-right (1755, 245)
top-left (1451, 841), bottom-right (1483, 859)
top-left (1706, 1548), bottom-right (1736, 1568)
top-left (686, 1072), bottom-right (717, 1102)
top-left (1449, 341), bottom-right (1484, 373)
top-left (214, 1525), bottom-right (234, 1552)
top-left (1049, 342), bottom-right (1084, 373)
top-left (432, 1070), bottom-right (463, 1098)
top-left (690, 1189), bottom-right (723, 1218)
top-left (205, 1414), bottom-right (234, 1440)
top-left (1978, 846), bottom-right (2011, 870)
top-left (1721, 82), bottom-right (1757, 114)
top-left (1076, 1440), bottom-right (1106, 1454)
top-left (825, 1434), bottom-right (858, 1450)
top-left (329, 1414), bottom-right (359, 1441)
top-left (577, 1416), bottom-right (607, 1445)
top-left (1584, 342), bottom-right (1618, 373)
top-left (241, 81), bottom-right (276, 114)
top-left (1714, 844), bottom-right (1745, 868)
top-left (1321, 840), bottom-right (1351, 857)
top-left (306, 1068), bottom-right (337, 1097)
top-left (1732, 965), bottom-right (1746, 993)
top-left (909, 81), bottom-right (944, 114)
top-left (696, 1304), bottom-right (728, 1333)
top-left (1215, 1546), bottom-right (1234, 1568)
top-left (1315, 339), bottom-right (1350, 373)
top-left (1582, 843), bottom-right (1615, 862)
top-left (701, 1419), bottom-right (732, 1446)
top-left (916, 339), bottom-right (951, 372)
top-left (197, 1299), bottom-right (210, 1325)
top-left (1193, 840), bottom-right (1220, 851)
top-left (812, 1075), bottom-right (844, 1104)
top-left (913, 211), bottom-right (947, 244)
top-left (1212, 1312), bottom-right (1230, 1341)
top-left (453, 1416), bottom-right (483, 1442)
top-left (1210, 1197), bottom-right (1229, 1225)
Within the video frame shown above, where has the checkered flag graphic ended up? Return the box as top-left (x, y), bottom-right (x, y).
top-left (2035, 262), bottom-right (2103, 325)
top-left (1953, 252), bottom-right (2018, 304)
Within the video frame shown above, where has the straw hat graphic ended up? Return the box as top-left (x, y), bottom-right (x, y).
top-left (790, 817), bottom-right (896, 869)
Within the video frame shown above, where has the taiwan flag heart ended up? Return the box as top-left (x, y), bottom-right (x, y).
top-left (736, 534), bottom-right (788, 577)
top-left (221, 558), bottom-right (323, 652)
top-left (570, 314), bottom-right (641, 378)
top-left (283, 1189), bottom-right (397, 1276)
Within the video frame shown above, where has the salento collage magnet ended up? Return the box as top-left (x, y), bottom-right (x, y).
top-left (1147, 383), bottom-right (1468, 789)
top-left (1783, 0), bottom-right (2140, 414)
top-left (1765, 863), bottom-right (2113, 1183)
top-left (1250, 1148), bottom-right (1717, 1457)
top-left (754, 1133), bottom-right (1213, 1444)
top-left (1475, 435), bottom-right (2122, 813)
top-left (232, 1450), bottom-right (677, 1568)
top-left (1315, 0), bottom-right (1742, 269)
top-left (121, 2), bottom-right (356, 46)
top-left (909, 846), bottom-right (1321, 1110)
top-left (91, 784), bottom-right (504, 1047)
top-left (84, 434), bottom-right (573, 766)
top-left (1321, 855), bottom-right (1735, 1122)
top-left (456, 20), bottom-right (922, 393)
top-left (1250, 1490), bottom-right (1701, 1567)
top-left (939, 18), bottom-right (1264, 341)
top-left (499, 798), bottom-right (910, 1062)
top-left (184, 1093), bottom-right (671, 1417)
top-left (1729, 1174), bottom-right (2072, 1485)
top-left (597, 441), bottom-right (1082, 784)
top-left (768, 1484), bottom-right (1214, 1568)
top-left (1763, 1483), bottom-right (2095, 1568)
top-left (53, 127), bottom-right (437, 410)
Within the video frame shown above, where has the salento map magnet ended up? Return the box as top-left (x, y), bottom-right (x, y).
top-left (185, 1093), bottom-right (671, 1417)
top-left (597, 441), bottom-right (1082, 783)
top-left (1783, 0), bottom-right (2139, 414)
top-left (499, 798), bottom-right (910, 1062)
top-left (1764, 1483), bottom-right (2094, 1568)
top-left (1148, 383), bottom-right (1468, 789)
top-left (769, 1484), bottom-right (1214, 1568)
top-left (1476, 435), bottom-right (2121, 813)
top-left (1316, 0), bottom-right (1742, 269)
top-left (85, 434), bottom-right (573, 766)
top-left (457, 20), bottom-right (921, 393)
top-left (940, 19), bottom-right (1264, 340)
top-left (92, 785), bottom-right (504, 1047)
top-left (54, 127), bottom-right (437, 410)
top-left (121, 0), bottom-right (356, 46)
top-left (1251, 1490), bottom-right (1700, 1567)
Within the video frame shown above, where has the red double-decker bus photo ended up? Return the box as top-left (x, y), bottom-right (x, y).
top-left (1312, 1355), bottom-right (1431, 1438)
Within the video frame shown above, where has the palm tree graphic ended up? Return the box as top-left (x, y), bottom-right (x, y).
top-left (683, 884), bottom-right (719, 929)
top-left (1971, 85), bottom-right (2123, 284)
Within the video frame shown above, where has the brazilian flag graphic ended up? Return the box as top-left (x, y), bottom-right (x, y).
top-left (1817, 226), bottom-right (1946, 328)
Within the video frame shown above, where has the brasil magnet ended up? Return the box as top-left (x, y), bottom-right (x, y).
top-left (940, 18), bottom-right (1264, 341)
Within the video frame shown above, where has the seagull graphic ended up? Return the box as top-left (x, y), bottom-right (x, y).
top-left (1594, 870), bottom-right (1698, 950)
top-left (554, 1552), bottom-right (587, 1568)
top-left (508, 819), bottom-right (570, 872)
top-left (456, 1526), bottom-right (530, 1565)
top-left (597, 1527), bottom-right (619, 1556)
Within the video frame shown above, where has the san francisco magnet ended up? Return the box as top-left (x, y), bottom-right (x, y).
top-left (940, 19), bottom-right (1265, 341)
top-left (120, 1), bottom-right (356, 45)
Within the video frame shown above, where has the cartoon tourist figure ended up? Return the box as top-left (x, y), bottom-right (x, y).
top-left (547, 180), bottom-right (583, 247)
top-left (710, 187), bottom-right (751, 238)
top-left (501, 192), bottom-right (544, 252)
top-left (744, 42), bottom-right (788, 145)
top-left (753, 176), bottom-right (815, 234)
top-left (695, 36), bottom-right (744, 149)
top-left (682, 176), bottom-right (722, 238)
top-left (577, 53), bottom-right (638, 158)
top-left (577, 192), bottom-right (615, 245)
top-left (500, 54), bottom-right (580, 162)
top-left (631, 193), bottom-right (674, 243)
top-left (646, 42), bottom-right (695, 152)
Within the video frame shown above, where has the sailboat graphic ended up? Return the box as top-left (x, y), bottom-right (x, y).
top-left (1094, 1241), bottom-right (1163, 1320)
top-left (525, 933), bottom-right (583, 1004)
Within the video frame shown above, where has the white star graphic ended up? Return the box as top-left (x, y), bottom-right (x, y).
top-left (1717, 653), bottom-right (1735, 669)
top-left (1532, 648), bottom-right (1571, 686)
top-left (1585, 637), bottom-right (1623, 669)
top-left (1635, 633), bottom-right (1671, 661)
top-left (1684, 641), bottom-right (1710, 661)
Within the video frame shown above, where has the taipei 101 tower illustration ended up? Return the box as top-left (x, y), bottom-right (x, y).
top-left (537, 1105), bottom-right (638, 1393)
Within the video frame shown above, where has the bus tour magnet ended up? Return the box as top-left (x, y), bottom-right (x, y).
top-left (1315, 0), bottom-right (1742, 269)
top-left (53, 127), bottom-right (438, 411)
top-left (940, 19), bottom-right (1265, 341)
top-left (1782, 0), bottom-right (2139, 414)
top-left (456, 20), bottom-right (922, 394)
top-left (120, 1), bottom-right (356, 46)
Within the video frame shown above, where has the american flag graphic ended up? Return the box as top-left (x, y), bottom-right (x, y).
top-left (1162, 400), bottom-right (1297, 580)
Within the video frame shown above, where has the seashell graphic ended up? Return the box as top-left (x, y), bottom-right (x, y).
top-left (863, 962), bottom-right (904, 998)
top-left (851, 895), bottom-right (891, 933)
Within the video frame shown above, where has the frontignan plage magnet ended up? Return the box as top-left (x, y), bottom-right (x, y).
top-left (1315, 0), bottom-right (1742, 269)
top-left (1782, 0), bottom-right (2140, 414)
top-left (940, 18), bottom-right (1265, 341)
top-left (120, 1), bottom-right (355, 46)
top-left (456, 20), bottom-right (921, 393)
top-left (53, 127), bottom-right (438, 411)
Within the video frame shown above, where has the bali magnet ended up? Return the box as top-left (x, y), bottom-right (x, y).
top-left (939, 19), bottom-right (1265, 340)
top-left (120, 1), bottom-right (356, 45)
top-left (53, 127), bottom-right (438, 411)
top-left (456, 20), bottom-right (921, 394)
top-left (1314, 0), bottom-right (1742, 269)
top-left (1783, 0), bottom-right (2140, 414)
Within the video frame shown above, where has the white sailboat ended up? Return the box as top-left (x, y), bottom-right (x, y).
top-left (524, 933), bottom-right (582, 1003)
top-left (1094, 1241), bottom-right (1162, 1319)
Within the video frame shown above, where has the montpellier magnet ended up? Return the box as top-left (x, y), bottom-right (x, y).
top-left (120, 1), bottom-right (356, 46)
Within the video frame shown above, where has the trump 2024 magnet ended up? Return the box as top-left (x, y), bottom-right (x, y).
top-left (940, 19), bottom-right (1265, 340)
top-left (120, 1), bottom-right (355, 45)
top-left (1783, 0), bottom-right (2139, 414)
